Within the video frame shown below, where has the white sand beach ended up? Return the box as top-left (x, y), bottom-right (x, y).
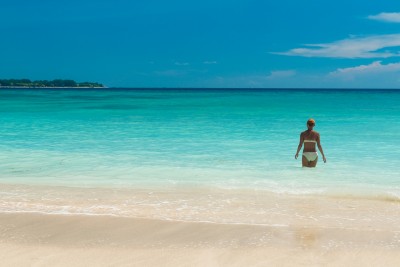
top-left (1, 189), bottom-right (400, 267)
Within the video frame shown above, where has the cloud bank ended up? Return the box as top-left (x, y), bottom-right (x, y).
top-left (325, 61), bottom-right (400, 87)
top-left (276, 34), bottom-right (400, 58)
top-left (368, 12), bottom-right (400, 23)
top-left (329, 61), bottom-right (400, 78)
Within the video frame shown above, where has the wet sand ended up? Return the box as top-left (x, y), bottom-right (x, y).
top-left (1, 212), bottom-right (400, 267)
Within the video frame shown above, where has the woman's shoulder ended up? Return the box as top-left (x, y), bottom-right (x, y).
top-left (312, 131), bottom-right (320, 139)
top-left (301, 130), bottom-right (319, 135)
top-left (302, 130), bottom-right (319, 139)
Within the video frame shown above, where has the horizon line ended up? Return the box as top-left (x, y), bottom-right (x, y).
top-left (107, 87), bottom-right (400, 90)
top-left (2, 87), bottom-right (400, 90)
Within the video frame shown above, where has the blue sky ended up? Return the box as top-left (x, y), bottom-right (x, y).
top-left (2, 0), bottom-right (400, 88)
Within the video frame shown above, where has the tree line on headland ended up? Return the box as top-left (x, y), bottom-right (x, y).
top-left (0, 79), bottom-right (104, 88)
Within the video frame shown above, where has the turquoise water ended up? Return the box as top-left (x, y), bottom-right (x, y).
top-left (0, 89), bottom-right (399, 197)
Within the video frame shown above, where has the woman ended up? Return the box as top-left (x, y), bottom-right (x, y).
top-left (295, 118), bottom-right (326, 167)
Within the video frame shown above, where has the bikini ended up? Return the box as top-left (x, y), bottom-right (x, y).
top-left (302, 140), bottom-right (318, 162)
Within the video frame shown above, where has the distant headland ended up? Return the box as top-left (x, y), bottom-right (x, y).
top-left (0, 79), bottom-right (105, 88)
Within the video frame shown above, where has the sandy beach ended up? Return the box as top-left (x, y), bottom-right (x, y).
top-left (1, 191), bottom-right (400, 267)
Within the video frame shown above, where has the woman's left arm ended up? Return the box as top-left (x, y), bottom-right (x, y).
top-left (317, 134), bottom-right (327, 163)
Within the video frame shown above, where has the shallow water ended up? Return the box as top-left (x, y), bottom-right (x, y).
top-left (0, 88), bottom-right (399, 198)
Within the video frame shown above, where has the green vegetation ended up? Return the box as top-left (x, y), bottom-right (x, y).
top-left (0, 79), bottom-right (104, 88)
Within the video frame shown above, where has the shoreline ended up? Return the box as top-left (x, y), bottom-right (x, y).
top-left (1, 182), bottom-right (400, 226)
top-left (1, 212), bottom-right (400, 266)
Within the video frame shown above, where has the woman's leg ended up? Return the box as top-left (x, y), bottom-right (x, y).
top-left (308, 157), bottom-right (318, 167)
top-left (302, 155), bottom-right (308, 167)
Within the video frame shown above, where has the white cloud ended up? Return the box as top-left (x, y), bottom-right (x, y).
top-left (266, 70), bottom-right (296, 80)
top-left (276, 34), bottom-right (400, 58)
top-left (154, 70), bottom-right (187, 77)
top-left (203, 61), bottom-right (218, 64)
top-left (174, 62), bottom-right (189, 66)
top-left (368, 12), bottom-right (400, 23)
top-left (330, 61), bottom-right (400, 75)
top-left (200, 70), bottom-right (299, 88)
top-left (328, 61), bottom-right (400, 86)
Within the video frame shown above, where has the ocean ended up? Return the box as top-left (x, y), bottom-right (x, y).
top-left (0, 88), bottom-right (399, 221)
